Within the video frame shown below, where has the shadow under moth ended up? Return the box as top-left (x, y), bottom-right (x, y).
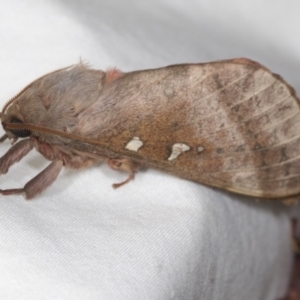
top-left (0, 58), bottom-right (299, 200)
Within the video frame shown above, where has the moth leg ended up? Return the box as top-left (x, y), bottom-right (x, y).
top-left (0, 134), bottom-right (8, 142)
top-left (0, 139), bottom-right (34, 174)
top-left (107, 158), bottom-right (140, 188)
top-left (0, 160), bottom-right (63, 199)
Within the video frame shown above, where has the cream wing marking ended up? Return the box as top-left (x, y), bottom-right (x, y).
top-left (125, 137), bottom-right (143, 152)
top-left (168, 143), bottom-right (190, 161)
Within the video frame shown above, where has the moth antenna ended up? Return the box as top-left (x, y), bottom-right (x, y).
top-left (2, 65), bottom-right (75, 114)
top-left (2, 122), bottom-right (108, 147)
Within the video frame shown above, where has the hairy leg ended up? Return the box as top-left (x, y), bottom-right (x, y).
top-left (107, 158), bottom-right (140, 188)
top-left (0, 134), bottom-right (8, 142)
top-left (0, 139), bottom-right (33, 174)
top-left (0, 160), bottom-right (63, 199)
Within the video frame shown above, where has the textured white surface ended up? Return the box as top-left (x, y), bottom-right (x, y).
top-left (0, 1), bottom-right (300, 299)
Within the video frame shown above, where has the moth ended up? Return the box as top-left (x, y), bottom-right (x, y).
top-left (0, 58), bottom-right (299, 200)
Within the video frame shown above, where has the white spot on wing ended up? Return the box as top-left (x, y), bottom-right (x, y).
top-left (168, 143), bottom-right (190, 161)
top-left (125, 137), bottom-right (143, 152)
top-left (197, 146), bottom-right (205, 153)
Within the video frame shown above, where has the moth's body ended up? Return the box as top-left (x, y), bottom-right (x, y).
top-left (1, 58), bottom-right (299, 199)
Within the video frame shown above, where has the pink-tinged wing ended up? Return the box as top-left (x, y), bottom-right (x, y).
top-left (74, 59), bottom-right (300, 198)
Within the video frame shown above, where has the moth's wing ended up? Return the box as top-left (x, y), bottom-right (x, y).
top-left (170, 59), bottom-right (300, 199)
top-left (187, 58), bottom-right (300, 199)
top-left (75, 59), bottom-right (300, 199)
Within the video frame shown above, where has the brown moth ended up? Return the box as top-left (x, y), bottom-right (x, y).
top-left (0, 58), bottom-right (299, 200)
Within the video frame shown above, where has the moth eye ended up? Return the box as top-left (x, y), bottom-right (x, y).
top-left (9, 118), bottom-right (31, 138)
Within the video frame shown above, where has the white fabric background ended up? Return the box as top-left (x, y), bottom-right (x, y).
top-left (0, 1), bottom-right (300, 299)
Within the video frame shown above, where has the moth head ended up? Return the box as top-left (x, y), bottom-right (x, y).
top-left (0, 111), bottom-right (31, 139)
top-left (0, 64), bottom-right (77, 141)
top-left (1, 63), bottom-right (106, 142)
